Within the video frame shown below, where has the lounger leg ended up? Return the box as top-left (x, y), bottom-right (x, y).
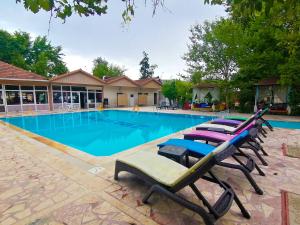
top-left (252, 138), bottom-right (269, 156)
top-left (236, 148), bottom-right (265, 176)
top-left (233, 192), bottom-right (251, 219)
top-left (206, 172), bottom-right (251, 219)
top-left (261, 118), bottom-right (273, 131)
top-left (245, 142), bottom-right (268, 166)
top-left (262, 128), bottom-right (268, 135)
top-left (257, 135), bottom-right (264, 143)
top-left (217, 161), bottom-right (264, 195)
top-left (114, 165), bottom-right (120, 180)
top-left (260, 131), bottom-right (267, 138)
top-left (143, 185), bottom-right (215, 225)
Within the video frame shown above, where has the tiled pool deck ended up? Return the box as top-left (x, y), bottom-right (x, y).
top-left (0, 107), bottom-right (300, 225)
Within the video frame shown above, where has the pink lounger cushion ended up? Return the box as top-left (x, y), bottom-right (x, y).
top-left (184, 121), bottom-right (256, 142)
top-left (186, 130), bottom-right (233, 141)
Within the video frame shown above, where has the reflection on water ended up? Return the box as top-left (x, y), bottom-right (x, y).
top-left (1, 110), bottom-right (213, 156)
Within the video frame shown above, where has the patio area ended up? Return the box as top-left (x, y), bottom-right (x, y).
top-left (0, 108), bottom-right (300, 225)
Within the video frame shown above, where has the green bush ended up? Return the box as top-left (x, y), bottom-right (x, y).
top-left (288, 86), bottom-right (300, 115)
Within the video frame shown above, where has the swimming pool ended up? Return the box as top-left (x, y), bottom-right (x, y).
top-left (268, 120), bottom-right (300, 130)
top-left (1, 110), bottom-right (213, 156)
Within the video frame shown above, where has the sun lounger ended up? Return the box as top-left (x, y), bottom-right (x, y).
top-left (224, 108), bottom-right (273, 131)
top-left (114, 141), bottom-right (251, 225)
top-left (196, 112), bottom-right (258, 134)
top-left (156, 101), bottom-right (168, 109)
top-left (184, 121), bottom-right (269, 166)
top-left (158, 129), bottom-right (265, 195)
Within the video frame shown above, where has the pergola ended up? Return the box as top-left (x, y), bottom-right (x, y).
top-left (255, 77), bottom-right (290, 114)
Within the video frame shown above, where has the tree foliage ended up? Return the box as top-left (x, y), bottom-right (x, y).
top-left (139, 51), bottom-right (157, 79)
top-left (175, 80), bottom-right (193, 105)
top-left (161, 80), bottom-right (177, 104)
top-left (92, 57), bottom-right (126, 78)
top-left (15, 0), bottom-right (299, 24)
top-left (0, 29), bottom-right (68, 77)
top-left (16, 0), bottom-right (165, 22)
top-left (162, 80), bottom-right (192, 106)
top-left (183, 18), bottom-right (242, 108)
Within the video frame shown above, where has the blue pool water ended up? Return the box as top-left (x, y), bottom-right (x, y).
top-left (1, 110), bottom-right (213, 156)
top-left (268, 120), bottom-right (300, 130)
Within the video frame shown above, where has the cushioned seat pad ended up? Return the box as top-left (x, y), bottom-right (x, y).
top-left (197, 123), bottom-right (236, 132)
top-left (117, 151), bottom-right (188, 187)
top-left (158, 139), bottom-right (215, 156)
top-left (211, 119), bottom-right (242, 126)
top-left (224, 116), bottom-right (248, 121)
top-left (185, 130), bottom-right (233, 142)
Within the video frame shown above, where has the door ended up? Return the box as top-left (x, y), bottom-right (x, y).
top-left (80, 92), bottom-right (87, 109)
top-left (129, 94), bottom-right (135, 106)
top-left (154, 93), bottom-right (157, 105)
top-left (117, 93), bottom-right (128, 107)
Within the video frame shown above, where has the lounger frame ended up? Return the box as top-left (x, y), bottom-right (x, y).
top-left (114, 145), bottom-right (250, 225)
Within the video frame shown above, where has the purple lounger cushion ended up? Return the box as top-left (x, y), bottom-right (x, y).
top-left (211, 119), bottom-right (242, 127)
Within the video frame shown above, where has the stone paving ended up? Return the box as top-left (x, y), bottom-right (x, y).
top-left (0, 109), bottom-right (300, 225)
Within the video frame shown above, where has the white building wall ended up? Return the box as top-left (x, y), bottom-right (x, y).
top-left (103, 86), bottom-right (159, 107)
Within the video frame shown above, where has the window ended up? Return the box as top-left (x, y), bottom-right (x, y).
top-left (22, 92), bottom-right (35, 104)
top-left (0, 91), bottom-right (3, 105)
top-left (5, 85), bottom-right (19, 90)
top-left (88, 92), bottom-right (95, 103)
top-left (53, 92), bottom-right (62, 103)
top-left (71, 86), bottom-right (86, 91)
top-left (6, 91), bottom-right (20, 105)
top-left (35, 86), bottom-right (47, 90)
top-left (63, 92), bottom-right (71, 103)
top-left (72, 92), bottom-right (79, 103)
top-left (96, 92), bottom-right (102, 103)
top-left (52, 86), bottom-right (61, 91)
top-left (62, 86), bottom-right (71, 91)
top-left (21, 86), bottom-right (34, 90)
top-left (36, 91), bottom-right (48, 104)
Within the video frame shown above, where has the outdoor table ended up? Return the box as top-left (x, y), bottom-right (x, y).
top-left (158, 145), bottom-right (189, 167)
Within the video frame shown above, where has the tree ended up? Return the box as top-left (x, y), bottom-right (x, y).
top-left (92, 57), bottom-right (126, 78)
top-left (183, 18), bottom-right (242, 108)
top-left (175, 80), bottom-right (193, 105)
top-left (162, 80), bottom-right (177, 104)
top-left (139, 51), bottom-right (157, 79)
top-left (16, 0), bottom-right (299, 23)
top-left (0, 29), bottom-right (68, 78)
top-left (16, 0), bottom-right (165, 22)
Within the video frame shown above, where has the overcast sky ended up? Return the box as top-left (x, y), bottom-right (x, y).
top-left (0, 1), bottom-right (227, 80)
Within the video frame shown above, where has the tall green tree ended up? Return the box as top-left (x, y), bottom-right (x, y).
top-left (92, 57), bottom-right (126, 78)
top-left (162, 80), bottom-right (177, 104)
top-left (0, 29), bottom-right (68, 78)
top-left (183, 18), bottom-right (243, 108)
top-left (175, 80), bottom-right (193, 105)
top-left (139, 51), bottom-right (157, 79)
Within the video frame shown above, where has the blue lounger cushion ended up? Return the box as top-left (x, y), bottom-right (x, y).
top-left (158, 139), bottom-right (215, 156)
top-left (158, 130), bottom-right (250, 157)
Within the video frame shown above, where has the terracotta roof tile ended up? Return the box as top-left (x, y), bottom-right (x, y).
top-left (0, 61), bottom-right (47, 80)
top-left (134, 78), bottom-right (162, 86)
top-left (194, 83), bottom-right (218, 88)
top-left (256, 78), bottom-right (279, 86)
